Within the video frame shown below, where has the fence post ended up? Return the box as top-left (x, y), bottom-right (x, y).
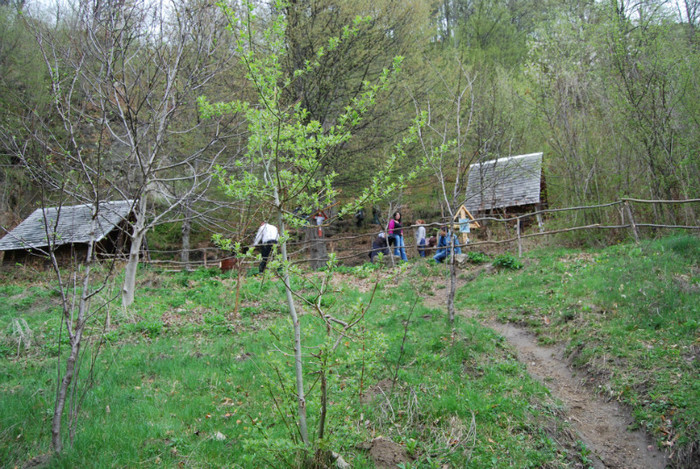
top-left (305, 226), bottom-right (328, 270)
top-left (624, 200), bottom-right (640, 243)
top-left (203, 248), bottom-right (207, 268)
top-left (516, 217), bottom-right (522, 257)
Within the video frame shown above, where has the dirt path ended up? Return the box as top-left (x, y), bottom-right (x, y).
top-left (477, 316), bottom-right (668, 469)
top-left (338, 261), bottom-right (674, 467)
top-left (419, 276), bottom-right (667, 468)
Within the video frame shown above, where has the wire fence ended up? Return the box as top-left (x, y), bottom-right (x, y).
top-left (131, 197), bottom-right (699, 271)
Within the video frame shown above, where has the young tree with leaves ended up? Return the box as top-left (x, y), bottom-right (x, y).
top-left (200, 0), bottom-right (420, 455)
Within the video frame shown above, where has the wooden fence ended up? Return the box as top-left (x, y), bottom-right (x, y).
top-left (137, 197), bottom-right (700, 270)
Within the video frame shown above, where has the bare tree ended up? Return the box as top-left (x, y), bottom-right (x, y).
top-left (4, 77), bottom-right (121, 455)
top-left (414, 58), bottom-right (478, 322)
top-left (29, 0), bottom-right (241, 307)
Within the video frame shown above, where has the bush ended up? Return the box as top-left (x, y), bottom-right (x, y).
top-left (492, 253), bottom-right (523, 270)
top-left (466, 251), bottom-right (490, 264)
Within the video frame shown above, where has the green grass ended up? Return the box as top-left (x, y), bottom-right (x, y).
top-left (0, 261), bottom-right (589, 468)
top-left (456, 234), bottom-right (700, 465)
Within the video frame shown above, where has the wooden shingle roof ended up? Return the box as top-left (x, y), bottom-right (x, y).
top-left (0, 200), bottom-right (134, 251)
top-left (464, 152), bottom-right (543, 213)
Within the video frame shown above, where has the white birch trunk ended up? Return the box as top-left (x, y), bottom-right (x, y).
top-left (122, 199), bottom-right (148, 308)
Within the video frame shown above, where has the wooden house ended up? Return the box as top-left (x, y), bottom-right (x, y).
top-left (0, 200), bottom-right (135, 265)
top-left (464, 152), bottom-right (546, 227)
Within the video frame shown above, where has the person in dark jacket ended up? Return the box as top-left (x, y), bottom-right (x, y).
top-left (370, 232), bottom-right (389, 262)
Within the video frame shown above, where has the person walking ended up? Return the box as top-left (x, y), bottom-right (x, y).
top-left (415, 219), bottom-right (427, 258)
top-left (387, 211), bottom-right (408, 261)
top-left (253, 221), bottom-right (279, 273)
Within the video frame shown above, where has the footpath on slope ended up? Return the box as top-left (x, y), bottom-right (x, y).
top-left (475, 315), bottom-right (667, 469)
top-left (422, 290), bottom-right (669, 469)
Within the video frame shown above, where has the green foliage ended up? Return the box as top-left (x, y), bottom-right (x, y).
top-left (466, 251), bottom-right (490, 264)
top-left (492, 253), bottom-right (523, 270)
top-left (200, 0), bottom-right (422, 232)
top-left (335, 261), bottom-right (383, 279)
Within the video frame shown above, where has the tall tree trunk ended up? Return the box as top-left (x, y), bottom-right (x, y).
top-left (276, 206), bottom-right (309, 444)
top-left (181, 200), bottom-right (191, 271)
top-left (122, 199), bottom-right (147, 308)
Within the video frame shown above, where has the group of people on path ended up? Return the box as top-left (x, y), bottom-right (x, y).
top-left (370, 211), bottom-right (463, 263)
top-left (252, 209), bottom-right (465, 274)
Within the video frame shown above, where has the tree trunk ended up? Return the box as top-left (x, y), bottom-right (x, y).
top-left (122, 200), bottom-right (147, 308)
top-left (51, 333), bottom-right (81, 453)
top-left (276, 208), bottom-right (309, 445)
top-left (181, 202), bottom-right (191, 271)
top-left (305, 226), bottom-right (328, 270)
top-left (448, 236), bottom-right (456, 323)
top-left (51, 214), bottom-right (95, 453)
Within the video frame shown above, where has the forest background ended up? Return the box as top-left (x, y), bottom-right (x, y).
top-left (1, 0), bottom-right (698, 253)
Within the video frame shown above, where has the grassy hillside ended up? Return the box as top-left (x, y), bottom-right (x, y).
top-left (0, 234), bottom-right (697, 467)
top-left (456, 234), bottom-right (699, 468)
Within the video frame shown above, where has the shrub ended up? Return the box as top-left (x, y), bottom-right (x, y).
top-left (466, 251), bottom-right (490, 264)
top-left (492, 253), bottom-right (523, 270)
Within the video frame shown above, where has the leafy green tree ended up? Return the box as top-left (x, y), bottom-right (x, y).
top-left (282, 0), bottom-right (431, 192)
top-left (523, 0), bottom-right (699, 233)
top-left (431, 0), bottom-right (548, 68)
top-left (524, 1), bottom-right (614, 215)
top-left (603, 1), bottom-right (700, 211)
top-left (200, 0), bottom-right (419, 455)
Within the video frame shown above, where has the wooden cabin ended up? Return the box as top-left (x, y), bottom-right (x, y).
top-left (464, 152), bottom-right (547, 229)
top-left (0, 200), bottom-right (135, 266)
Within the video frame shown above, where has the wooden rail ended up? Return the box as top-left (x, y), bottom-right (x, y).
top-left (134, 198), bottom-right (699, 269)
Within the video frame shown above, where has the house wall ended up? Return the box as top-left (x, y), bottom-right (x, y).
top-left (0, 227), bottom-right (131, 268)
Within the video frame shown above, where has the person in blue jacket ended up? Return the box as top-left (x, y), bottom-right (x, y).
top-left (433, 226), bottom-right (462, 262)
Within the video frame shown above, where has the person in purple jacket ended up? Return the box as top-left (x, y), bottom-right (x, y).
top-left (387, 211), bottom-right (408, 261)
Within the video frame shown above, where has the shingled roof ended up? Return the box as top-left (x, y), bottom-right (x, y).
top-left (0, 200), bottom-right (135, 251)
top-left (464, 152), bottom-right (543, 213)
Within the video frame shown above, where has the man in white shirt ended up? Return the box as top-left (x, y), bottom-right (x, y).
top-left (253, 222), bottom-right (279, 273)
